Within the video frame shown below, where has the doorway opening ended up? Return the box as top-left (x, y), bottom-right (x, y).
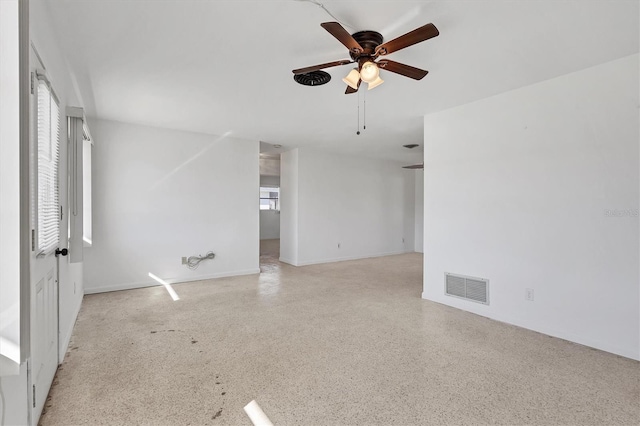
top-left (258, 143), bottom-right (281, 268)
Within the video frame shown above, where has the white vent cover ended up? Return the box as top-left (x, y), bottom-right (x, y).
top-left (445, 273), bottom-right (489, 305)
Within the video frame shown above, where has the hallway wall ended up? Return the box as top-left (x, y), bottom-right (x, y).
top-left (83, 119), bottom-right (260, 293)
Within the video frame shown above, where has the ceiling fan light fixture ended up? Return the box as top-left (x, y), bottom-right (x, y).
top-left (359, 61), bottom-right (379, 83)
top-left (368, 76), bottom-right (384, 90)
top-left (342, 68), bottom-right (360, 90)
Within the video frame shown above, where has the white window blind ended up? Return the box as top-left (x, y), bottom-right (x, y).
top-left (36, 77), bottom-right (60, 254)
top-left (82, 137), bottom-right (92, 245)
top-left (67, 107), bottom-right (94, 263)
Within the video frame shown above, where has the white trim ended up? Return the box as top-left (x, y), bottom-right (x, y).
top-left (19, 0), bottom-right (31, 366)
top-left (84, 268), bottom-right (261, 294)
top-left (29, 41), bottom-right (45, 71)
top-left (278, 257), bottom-right (298, 266)
top-left (421, 294), bottom-right (640, 361)
top-left (295, 250), bottom-right (408, 267)
top-left (65, 106), bottom-right (83, 118)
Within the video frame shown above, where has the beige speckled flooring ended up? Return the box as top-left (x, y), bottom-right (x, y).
top-left (40, 240), bottom-right (639, 425)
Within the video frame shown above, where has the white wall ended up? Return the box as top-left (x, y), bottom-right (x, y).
top-left (259, 157), bottom-right (280, 177)
top-left (423, 54), bottom-right (639, 360)
top-left (402, 169), bottom-right (416, 251)
top-left (260, 211), bottom-right (280, 240)
top-left (0, 364), bottom-right (28, 425)
top-left (0, 2), bottom-right (28, 424)
top-left (260, 175), bottom-right (280, 187)
top-left (83, 120), bottom-right (260, 293)
top-left (260, 175), bottom-right (280, 240)
top-left (414, 170), bottom-right (424, 253)
top-left (281, 148), bottom-right (416, 266)
top-left (0, 0), bottom-right (22, 371)
top-left (279, 150), bottom-right (298, 265)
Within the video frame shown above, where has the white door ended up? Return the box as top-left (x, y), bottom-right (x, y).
top-left (29, 46), bottom-right (62, 423)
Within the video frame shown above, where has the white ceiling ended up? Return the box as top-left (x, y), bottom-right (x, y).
top-left (47, 0), bottom-right (638, 163)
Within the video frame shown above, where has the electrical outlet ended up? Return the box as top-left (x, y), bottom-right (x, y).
top-left (181, 257), bottom-right (187, 264)
top-left (525, 288), bottom-right (534, 301)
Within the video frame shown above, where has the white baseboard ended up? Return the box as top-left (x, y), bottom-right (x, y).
top-left (84, 268), bottom-right (261, 294)
top-left (296, 250), bottom-right (407, 267)
top-left (278, 257), bottom-right (298, 266)
top-left (421, 292), bottom-right (640, 361)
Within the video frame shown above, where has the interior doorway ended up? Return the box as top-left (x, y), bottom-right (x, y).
top-left (258, 143), bottom-right (282, 267)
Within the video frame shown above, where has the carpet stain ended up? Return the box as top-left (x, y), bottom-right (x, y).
top-left (212, 408), bottom-right (223, 419)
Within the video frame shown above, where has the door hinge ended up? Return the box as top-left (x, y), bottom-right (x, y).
top-left (31, 229), bottom-right (35, 251)
top-left (30, 72), bottom-right (34, 95)
top-left (33, 384), bottom-right (36, 407)
top-left (60, 205), bottom-right (63, 221)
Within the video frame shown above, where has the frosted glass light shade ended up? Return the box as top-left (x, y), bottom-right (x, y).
top-left (342, 69), bottom-right (360, 90)
top-left (368, 76), bottom-right (384, 90)
top-left (359, 61), bottom-right (379, 83)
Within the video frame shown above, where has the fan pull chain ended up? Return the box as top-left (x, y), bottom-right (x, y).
top-left (363, 90), bottom-right (367, 130)
top-left (356, 90), bottom-right (361, 135)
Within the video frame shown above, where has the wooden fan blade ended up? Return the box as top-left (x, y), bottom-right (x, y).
top-left (375, 23), bottom-right (439, 56)
top-left (402, 164), bottom-right (424, 169)
top-left (292, 59), bottom-right (352, 74)
top-left (321, 22), bottom-right (364, 54)
top-left (345, 79), bottom-right (361, 94)
top-left (378, 60), bottom-right (428, 80)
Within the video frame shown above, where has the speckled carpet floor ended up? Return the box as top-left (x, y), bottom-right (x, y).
top-left (40, 240), bottom-right (639, 425)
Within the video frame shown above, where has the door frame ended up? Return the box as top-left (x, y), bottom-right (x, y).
top-left (17, 1), bottom-right (32, 424)
top-left (19, 0), bottom-right (31, 370)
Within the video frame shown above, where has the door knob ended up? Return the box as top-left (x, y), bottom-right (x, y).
top-left (55, 248), bottom-right (68, 257)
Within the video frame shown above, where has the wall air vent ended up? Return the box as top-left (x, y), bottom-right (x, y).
top-left (445, 273), bottom-right (489, 305)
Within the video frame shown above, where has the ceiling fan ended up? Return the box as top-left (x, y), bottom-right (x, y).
top-left (292, 21), bottom-right (439, 93)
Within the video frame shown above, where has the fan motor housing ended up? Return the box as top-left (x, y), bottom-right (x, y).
top-left (350, 30), bottom-right (384, 60)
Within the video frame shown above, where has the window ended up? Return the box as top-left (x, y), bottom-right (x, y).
top-left (36, 75), bottom-right (60, 254)
top-left (67, 108), bottom-right (93, 262)
top-left (82, 133), bottom-right (92, 245)
top-left (260, 187), bottom-right (279, 211)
